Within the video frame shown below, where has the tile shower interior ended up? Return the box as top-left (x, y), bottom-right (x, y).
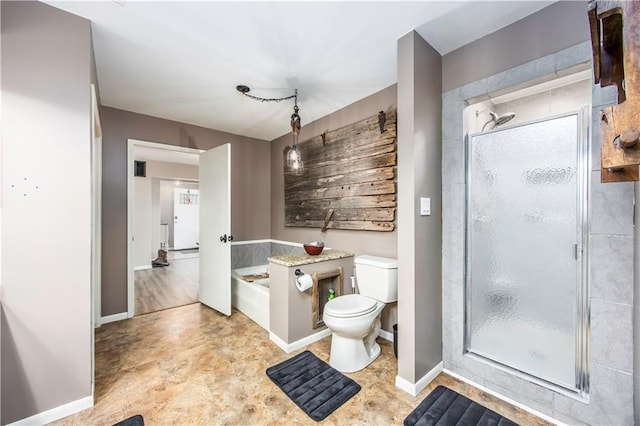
top-left (442, 41), bottom-right (634, 425)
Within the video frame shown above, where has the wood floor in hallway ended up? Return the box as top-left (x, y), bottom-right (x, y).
top-left (135, 257), bottom-right (199, 315)
top-left (54, 303), bottom-right (551, 425)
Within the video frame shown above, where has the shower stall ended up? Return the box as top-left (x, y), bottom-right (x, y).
top-left (464, 109), bottom-right (589, 393)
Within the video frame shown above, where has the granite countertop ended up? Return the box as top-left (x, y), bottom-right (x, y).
top-left (268, 249), bottom-right (354, 267)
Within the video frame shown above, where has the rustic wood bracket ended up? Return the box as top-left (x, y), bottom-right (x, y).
top-left (321, 208), bottom-right (334, 232)
top-left (589, 0), bottom-right (640, 182)
top-left (378, 111), bottom-right (386, 134)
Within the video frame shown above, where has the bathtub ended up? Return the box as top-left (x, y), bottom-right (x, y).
top-left (231, 265), bottom-right (269, 331)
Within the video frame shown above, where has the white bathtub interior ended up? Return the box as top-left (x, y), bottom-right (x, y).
top-left (231, 265), bottom-right (270, 331)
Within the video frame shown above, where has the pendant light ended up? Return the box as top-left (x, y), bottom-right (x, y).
top-left (236, 85), bottom-right (304, 175)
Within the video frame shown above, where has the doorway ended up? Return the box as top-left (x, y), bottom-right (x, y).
top-left (127, 140), bottom-right (202, 317)
top-left (173, 187), bottom-right (200, 250)
top-left (127, 140), bottom-right (233, 319)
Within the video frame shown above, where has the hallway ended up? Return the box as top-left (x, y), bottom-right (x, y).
top-left (134, 256), bottom-right (198, 315)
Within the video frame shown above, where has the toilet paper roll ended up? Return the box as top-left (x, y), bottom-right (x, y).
top-left (295, 274), bottom-right (313, 292)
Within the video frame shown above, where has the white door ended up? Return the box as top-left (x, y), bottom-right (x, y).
top-left (199, 143), bottom-right (231, 315)
top-left (173, 188), bottom-right (199, 249)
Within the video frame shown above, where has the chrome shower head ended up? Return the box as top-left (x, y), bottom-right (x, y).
top-left (495, 112), bottom-right (516, 126)
top-left (477, 110), bottom-right (516, 131)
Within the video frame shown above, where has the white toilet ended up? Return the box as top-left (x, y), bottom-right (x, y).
top-left (323, 255), bottom-right (398, 372)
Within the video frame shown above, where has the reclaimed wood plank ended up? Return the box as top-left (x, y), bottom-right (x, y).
top-left (285, 167), bottom-right (394, 191)
top-left (299, 109), bottom-right (397, 150)
top-left (286, 207), bottom-right (395, 222)
top-left (285, 152), bottom-right (396, 180)
top-left (299, 133), bottom-right (396, 165)
top-left (285, 181), bottom-right (395, 202)
top-left (289, 194), bottom-right (396, 210)
top-left (286, 219), bottom-right (395, 232)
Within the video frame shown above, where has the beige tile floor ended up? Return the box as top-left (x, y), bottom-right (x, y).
top-left (53, 303), bottom-right (550, 425)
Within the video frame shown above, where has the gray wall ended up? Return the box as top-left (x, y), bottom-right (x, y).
top-left (441, 1), bottom-right (590, 92)
top-left (100, 107), bottom-right (271, 315)
top-left (270, 84), bottom-right (399, 332)
top-left (396, 31), bottom-right (443, 384)
top-left (1, 1), bottom-right (92, 423)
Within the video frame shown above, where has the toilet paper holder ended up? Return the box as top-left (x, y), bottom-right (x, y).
top-left (295, 269), bottom-right (305, 276)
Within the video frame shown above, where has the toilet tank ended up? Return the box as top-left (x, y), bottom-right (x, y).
top-left (354, 255), bottom-right (398, 303)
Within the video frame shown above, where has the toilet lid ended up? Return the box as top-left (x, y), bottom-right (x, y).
top-left (324, 294), bottom-right (377, 318)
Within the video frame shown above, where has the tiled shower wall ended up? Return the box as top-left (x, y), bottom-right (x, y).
top-left (441, 41), bottom-right (634, 424)
top-left (231, 240), bottom-right (302, 269)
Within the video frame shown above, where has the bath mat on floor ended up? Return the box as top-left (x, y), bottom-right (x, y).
top-left (404, 386), bottom-right (518, 426)
top-left (266, 350), bottom-right (361, 422)
top-left (113, 414), bottom-right (144, 426)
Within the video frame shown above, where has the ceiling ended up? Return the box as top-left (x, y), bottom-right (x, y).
top-left (46, 1), bottom-right (555, 141)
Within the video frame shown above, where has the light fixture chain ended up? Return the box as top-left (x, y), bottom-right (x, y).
top-left (240, 92), bottom-right (297, 103)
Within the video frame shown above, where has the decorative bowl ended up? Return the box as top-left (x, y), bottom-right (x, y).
top-left (303, 241), bottom-right (325, 256)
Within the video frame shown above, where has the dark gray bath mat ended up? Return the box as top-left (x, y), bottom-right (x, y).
top-left (404, 386), bottom-right (518, 426)
top-left (113, 414), bottom-right (144, 426)
top-left (266, 350), bottom-right (361, 421)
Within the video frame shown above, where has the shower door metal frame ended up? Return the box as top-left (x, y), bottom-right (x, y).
top-left (463, 108), bottom-right (590, 396)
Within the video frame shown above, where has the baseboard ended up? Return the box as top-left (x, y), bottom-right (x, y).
top-left (8, 395), bottom-right (93, 426)
top-left (101, 312), bottom-right (128, 324)
top-left (134, 265), bottom-right (152, 271)
top-left (396, 361), bottom-right (443, 397)
top-left (443, 368), bottom-right (563, 425)
top-left (269, 329), bottom-right (332, 353)
top-left (379, 329), bottom-right (393, 342)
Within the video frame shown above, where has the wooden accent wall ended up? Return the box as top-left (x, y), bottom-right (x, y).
top-left (284, 109), bottom-right (397, 231)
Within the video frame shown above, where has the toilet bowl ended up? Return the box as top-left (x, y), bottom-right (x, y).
top-left (322, 254), bottom-right (397, 373)
top-left (323, 294), bottom-right (385, 372)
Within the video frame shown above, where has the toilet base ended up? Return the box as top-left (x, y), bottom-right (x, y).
top-left (328, 334), bottom-right (381, 373)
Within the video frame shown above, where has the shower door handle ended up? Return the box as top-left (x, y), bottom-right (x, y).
top-left (573, 243), bottom-right (578, 260)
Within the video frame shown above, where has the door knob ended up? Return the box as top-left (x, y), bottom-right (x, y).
top-left (220, 234), bottom-right (234, 243)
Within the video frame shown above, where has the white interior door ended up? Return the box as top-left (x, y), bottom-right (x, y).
top-left (173, 188), bottom-right (199, 249)
top-left (199, 143), bottom-right (231, 315)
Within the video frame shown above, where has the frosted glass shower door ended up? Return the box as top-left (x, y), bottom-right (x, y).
top-left (466, 113), bottom-right (585, 390)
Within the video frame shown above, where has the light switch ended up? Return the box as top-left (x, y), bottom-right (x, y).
top-left (420, 197), bottom-right (431, 216)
